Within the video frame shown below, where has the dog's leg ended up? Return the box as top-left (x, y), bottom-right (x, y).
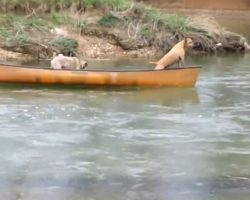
top-left (179, 55), bottom-right (185, 68)
top-left (155, 64), bottom-right (165, 70)
top-left (51, 60), bottom-right (62, 69)
top-left (178, 57), bottom-right (181, 68)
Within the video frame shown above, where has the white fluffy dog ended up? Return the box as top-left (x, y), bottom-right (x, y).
top-left (50, 53), bottom-right (88, 70)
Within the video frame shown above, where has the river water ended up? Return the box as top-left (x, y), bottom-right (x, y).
top-left (0, 53), bottom-right (250, 200)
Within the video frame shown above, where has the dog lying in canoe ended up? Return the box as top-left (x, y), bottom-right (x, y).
top-left (50, 53), bottom-right (88, 70)
top-left (150, 38), bottom-right (194, 70)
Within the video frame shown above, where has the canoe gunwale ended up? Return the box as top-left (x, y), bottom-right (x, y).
top-left (0, 62), bottom-right (201, 72)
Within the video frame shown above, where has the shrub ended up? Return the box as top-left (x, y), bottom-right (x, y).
top-left (52, 37), bottom-right (79, 49)
top-left (98, 15), bottom-right (119, 27)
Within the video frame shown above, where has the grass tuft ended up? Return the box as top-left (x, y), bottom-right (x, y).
top-left (98, 15), bottom-right (119, 27)
top-left (0, 0), bottom-right (132, 13)
top-left (51, 11), bottom-right (72, 25)
top-left (52, 37), bottom-right (78, 49)
top-left (0, 13), bottom-right (49, 47)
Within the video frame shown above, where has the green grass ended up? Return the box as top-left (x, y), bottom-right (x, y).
top-left (52, 37), bottom-right (78, 49)
top-left (0, 0), bottom-right (132, 12)
top-left (98, 15), bottom-right (119, 27)
top-left (140, 25), bottom-right (151, 38)
top-left (50, 12), bottom-right (72, 25)
top-left (163, 14), bottom-right (194, 32)
top-left (8, 34), bottom-right (31, 46)
top-left (0, 13), bottom-right (50, 46)
top-left (0, 13), bottom-right (49, 29)
top-left (83, 0), bottom-right (131, 7)
top-left (145, 7), bottom-right (194, 33)
top-left (26, 18), bottom-right (48, 28)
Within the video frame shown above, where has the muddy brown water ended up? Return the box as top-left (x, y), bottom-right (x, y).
top-left (0, 52), bottom-right (250, 200)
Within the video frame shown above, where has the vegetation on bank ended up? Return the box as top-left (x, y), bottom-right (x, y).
top-left (0, 0), bottom-right (132, 12)
top-left (90, 3), bottom-right (247, 53)
top-left (0, 0), bottom-right (248, 59)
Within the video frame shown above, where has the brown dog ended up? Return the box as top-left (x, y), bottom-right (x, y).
top-left (50, 53), bottom-right (88, 70)
top-left (150, 38), bottom-right (194, 70)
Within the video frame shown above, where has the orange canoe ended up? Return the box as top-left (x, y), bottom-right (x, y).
top-left (0, 63), bottom-right (200, 87)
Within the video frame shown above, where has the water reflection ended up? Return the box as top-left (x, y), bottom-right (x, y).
top-left (125, 87), bottom-right (199, 106)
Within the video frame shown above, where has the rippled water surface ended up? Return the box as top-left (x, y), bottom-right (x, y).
top-left (1, 54), bottom-right (250, 200)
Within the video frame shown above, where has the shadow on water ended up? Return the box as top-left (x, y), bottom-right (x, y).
top-left (124, 87), bottom-right (199, 106)
top-left (0, 83), bottom-right (199, 108)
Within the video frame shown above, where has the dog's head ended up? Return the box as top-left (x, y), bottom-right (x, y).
top-left (80, 59), bottom-right (88, 69)
top-left (184, 38), bottom-right (194, 48)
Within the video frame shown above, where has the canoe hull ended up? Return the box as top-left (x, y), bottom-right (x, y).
top-left (0, 64), bottom-right (200, 87)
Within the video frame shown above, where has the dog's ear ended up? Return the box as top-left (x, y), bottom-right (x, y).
top-left (184, 37), bottom-right (189, 43)
top-left (183, 37), bottom-right (188, 47)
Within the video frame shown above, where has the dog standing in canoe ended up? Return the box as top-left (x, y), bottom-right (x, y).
top-left (150, 38), bottom-right (194, 70)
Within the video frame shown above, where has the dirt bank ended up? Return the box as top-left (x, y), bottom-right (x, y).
top-left (142, 0), bottom-right (250, 11)
top-left (0, 2), bottom-right (248, 62)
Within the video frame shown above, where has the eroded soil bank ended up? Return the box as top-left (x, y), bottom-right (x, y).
top-left (0, 2), bottom-right (249, 62)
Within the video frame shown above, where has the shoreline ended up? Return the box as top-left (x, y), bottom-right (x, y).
top-left (0, 2), bottom-right (249, 62)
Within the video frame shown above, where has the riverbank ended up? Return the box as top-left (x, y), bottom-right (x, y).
top-left (0, 1), bottom-right (249, 62)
